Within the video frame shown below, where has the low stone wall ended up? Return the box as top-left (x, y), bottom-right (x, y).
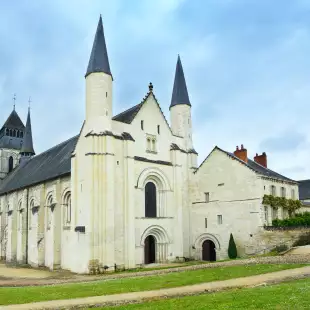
top-left (245, 227), bottom-right (310, 255)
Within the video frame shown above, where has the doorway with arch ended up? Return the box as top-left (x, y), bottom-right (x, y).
top-left (202, 240), bottom-right (216, 261)
top-left (144, 235), bottom-right (156, 264)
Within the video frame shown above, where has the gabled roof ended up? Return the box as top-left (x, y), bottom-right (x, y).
top-left (85, 15), bottom-right (112, 78)
top-left (113, 87), bottom-right (173, 134)
top-left (170, 55), bottom-right (191, 109)
top-left (112, 103), bottom-right (143, 124)
top-left (298, 179), bottom-right (310, 200)
top-left (20, 108), bottom-right (35, 155)
top-left (0, 136), bottom-right (23, 150)
top-left (0, 136), bottom-right (78, 195)
top-left (195, 146), bottom-right (296, 183)
top-left (1, 109), bottom-right (25, 130)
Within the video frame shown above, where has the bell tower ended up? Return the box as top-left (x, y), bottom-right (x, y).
top-left (170, 55), bottom-right (193, 150)
top-left (85, 15), bottom-right (113, 132)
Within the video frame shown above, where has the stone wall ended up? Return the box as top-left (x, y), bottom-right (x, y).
top-left (248, 227), bottom-right (310, 255)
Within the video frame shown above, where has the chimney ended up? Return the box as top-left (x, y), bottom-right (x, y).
top-left (254, 152), bottom-right (267, 168)
top-left (233, 144), bottom-right (248, 163)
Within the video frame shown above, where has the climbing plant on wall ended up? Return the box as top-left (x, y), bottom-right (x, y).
top-left (262, 194), bottom-right (301, 212)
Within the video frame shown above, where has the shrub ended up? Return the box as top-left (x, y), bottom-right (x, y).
top-left (293, 232), bottom-right (310, 247)
top-left (228, 233), bottom-right (237, 259)
top-left (272, 212), bottom-right (310, 227)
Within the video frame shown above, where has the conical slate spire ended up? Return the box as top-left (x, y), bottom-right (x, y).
top-left (170, 55), bottom-right (191, 109)
top-left (20, 108), bottom-right (35, 156)
top-left (85, 15), bottom-right (112, 78)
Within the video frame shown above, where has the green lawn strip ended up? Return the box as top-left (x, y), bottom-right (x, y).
top-left (100, 277), bottom-right (310, 310)
top-left (0, 264), bottom-right (306, 305)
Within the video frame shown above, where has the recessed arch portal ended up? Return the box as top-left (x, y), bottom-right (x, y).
top-left (194, 233), bottom-right (220, 262)
top-left (140, 225), bottom-right (170, 264)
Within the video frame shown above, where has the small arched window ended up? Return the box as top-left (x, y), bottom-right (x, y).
top-left (13, 130), bottom-right (16, 137)
top-left (147, 138), bottom-right (151, 151)
top-left (8, 156), bottom-right (13, 172)
top-left (152, 139), bottom-right (156, 152)
top-left (145, 182), bottom-right (157, 218)
top-left (5, 128), bottom-right (9, 136)
top-left (46, 195), bottom-right (54, 228)
top-left (63, 192), bottom-right (71, 225)
top-left (20, 131), bottom-right (23, 138)
top-left (9, 129), bottom-right (12, 136)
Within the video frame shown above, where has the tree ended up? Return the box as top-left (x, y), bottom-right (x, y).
top-left (228, 233), bottom-right (237, 259)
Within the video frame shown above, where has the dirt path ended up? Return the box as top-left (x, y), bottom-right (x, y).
top-left (0, 254), bottom-right (309, 287)
top-left (1, 266), bottom-right (310, 310)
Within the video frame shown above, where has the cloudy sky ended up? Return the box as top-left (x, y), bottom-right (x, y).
top-left (0, 0), bottom-right (310, 180)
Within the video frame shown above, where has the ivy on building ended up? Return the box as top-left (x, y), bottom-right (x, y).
top-left (262, 194), bottom-right (302, 212)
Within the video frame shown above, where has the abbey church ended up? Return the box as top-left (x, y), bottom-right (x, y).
top-left (0, 16), bottom-right (302, 273)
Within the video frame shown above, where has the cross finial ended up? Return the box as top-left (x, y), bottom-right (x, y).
top-left (28, 96), bottom-right (32, 110)
top-left (13, 94), bottom-right (16, 110)
top-left (149, 82), bottom-right (153, 92)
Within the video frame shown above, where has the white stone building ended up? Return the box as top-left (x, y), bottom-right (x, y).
top-left (0, 17), bottom-right (302, 273)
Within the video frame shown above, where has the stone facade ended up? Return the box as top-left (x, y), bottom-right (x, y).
top-left (0, 17), bottom-right (307, 274)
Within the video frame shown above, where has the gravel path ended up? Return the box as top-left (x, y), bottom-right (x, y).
top-left (2, 265), bottom-right (310, 310)
top-left (0, 254), bottom-right (309, 287)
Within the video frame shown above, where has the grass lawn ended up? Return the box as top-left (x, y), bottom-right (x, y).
top-left (100, 278), bottom-right (310, 310)
top-left (0, 264), bottom-right (306, 305)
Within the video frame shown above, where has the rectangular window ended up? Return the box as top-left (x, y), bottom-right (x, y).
top-left (141, 120), bottom-right (144, 130)
top-left (291, 189), bottom-right (295, 199)
top-left (217, 215), bottom-right (222, 225)
top-left (281, 187), bottom-right (286, 198)
top-left (157, 125), bottom-right (160, 134)
top-left (205, 192), bottom-right (210, 203)
top-left (270, 185), bottom-right (276, 196)
top-left (205, 218), bottom-right (207, 228)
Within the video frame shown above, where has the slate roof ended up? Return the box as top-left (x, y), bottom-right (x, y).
top-left (298, 180), bottom-right (310, 200)
top-left (112, 103), bottom-right (143, 124)
top-left (1, 109), bottom-right (25, 130)
top-left (170, 55), bottom-right (191, 109)
top-left (0, 136), bottom-right (78, 195)
top-left (85, 15), bottom-right (112, 78)
top-left (20, 109), bottom-right (35, 155)
top-left (0, 136), bottom-right (23, 150)
top-left (195, 146), bottom-right (296, 183)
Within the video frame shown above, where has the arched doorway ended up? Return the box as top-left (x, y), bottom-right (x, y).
top-left (202, 240), bottom-right (216, 261)
top-left (144, 235), bottom-right (156, 264)
top-left (145, 182), bottom-right (157, 218)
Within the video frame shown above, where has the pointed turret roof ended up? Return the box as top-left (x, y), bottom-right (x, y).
top-left (20, 108), bottom-right (35, 155)
top-left (170, 55), bottom-right (191, 109)
top-left (1, 109), bottom-right (25, 130)
top-left (85, 15), bottom-right (112, 78)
